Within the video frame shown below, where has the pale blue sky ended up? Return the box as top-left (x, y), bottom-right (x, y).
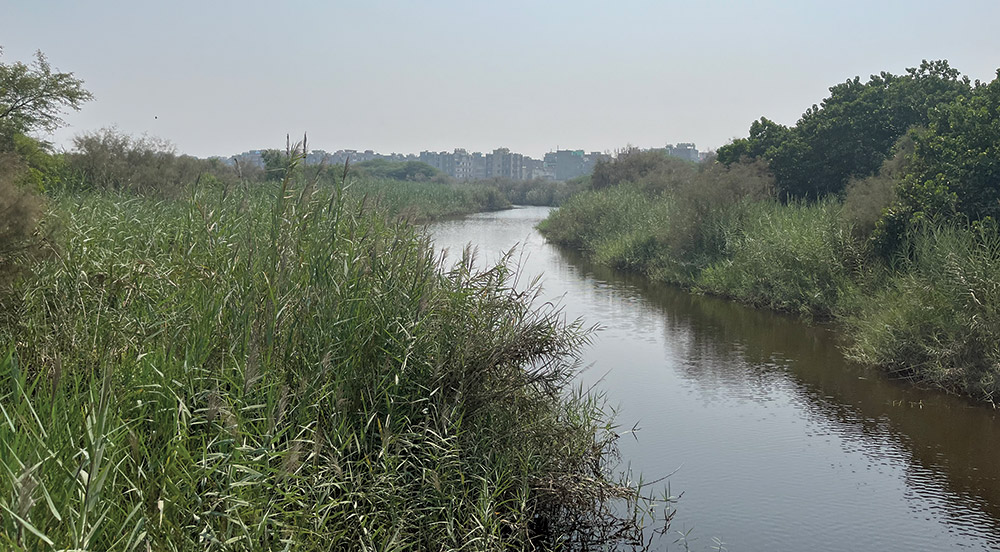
top-left (3, 1), bottom-right (999, 158)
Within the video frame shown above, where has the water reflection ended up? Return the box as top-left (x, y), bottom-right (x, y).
top-left (430, 207), bottom-right (1000, 550)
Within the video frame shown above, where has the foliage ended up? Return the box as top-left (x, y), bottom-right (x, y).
top-left (590, 147), bottom-right (698, 192)
top-left (0, 48), bottom-right (93, 140)
top-left (697, 199), bottom-right (857, 318)
top-left (7, 133), bottom-right (66, 191)
top-left (65, 128), bottom-right (236, 195)
top-left (0, 48), bottom-right (90, 290)
top-left (475, 177), bottom-right (587, 207)
top-left (260, 148), bottom-right (294, 182)
top-left (0, 155), bottom-right (42, 287)
top-left (542, 60), bottom-right (1000, 401)
top-left (719, 60), bottom-right (972, 200)
top-left (0, 172), bottom-right (661, 548)
top-left (841, 133), bottom-right (913, 239)
top-left (354, 159), bottom-right (444, 181)
top-left (540, 159), bottom-right (774, 283)
top-left (875, 70), bottom-right (1000, 252)
top-left (846, 222), bottom-right (1000, 402)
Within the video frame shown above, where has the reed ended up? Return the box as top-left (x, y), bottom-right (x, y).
top-left (0, 153), bottom-right (660, 549)
top-left (846, 222), bottom-right (1000, 401)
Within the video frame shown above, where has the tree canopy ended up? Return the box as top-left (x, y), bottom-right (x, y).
top-left (0, 47), bottom-right (93, 142)
top-left (718, 60), bottom-right (971, 200)
top-left (354, 159), bottom-right (443, 181)
top-left (874, 69), bottom-right (1000, 250)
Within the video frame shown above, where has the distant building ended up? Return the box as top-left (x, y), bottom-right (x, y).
top-left (228, 144), bottom-right (608, 181)
top-left (485, 148), bottom-right (525, 180)
top-left (544, 150), bottom-right (597, 181)
top-left (665, 143), bottom-right (700, 163)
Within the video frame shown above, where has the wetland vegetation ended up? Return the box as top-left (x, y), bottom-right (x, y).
top-left (540, 61), bottom-right (1000, 403)
top-left (0, 51), bottom-right (662, 550)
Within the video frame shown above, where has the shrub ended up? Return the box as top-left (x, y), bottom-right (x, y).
top-left (591, 147), bottom-right (697, 192)
top-left (65, 128), bottom-right (236, 195)
top-left (0, 154), bottom-right (42, 287)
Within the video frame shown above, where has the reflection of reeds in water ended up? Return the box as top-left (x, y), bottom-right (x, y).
top-left (556, 236), bottom-right (1000, 536)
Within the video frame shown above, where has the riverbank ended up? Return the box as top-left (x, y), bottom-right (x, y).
top-left (0, 179), bottom-right (656, 549)
top-left (538, 180), bottom-right (1000, 403)
top-left (432, 206), bottom-right (1000, 550)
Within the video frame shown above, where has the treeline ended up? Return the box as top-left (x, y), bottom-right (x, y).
top-left (541, 61), bottom-right (1000, 402)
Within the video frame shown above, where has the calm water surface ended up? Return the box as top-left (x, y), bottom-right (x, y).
top-left (429, 206), bottom-right (1000, 551)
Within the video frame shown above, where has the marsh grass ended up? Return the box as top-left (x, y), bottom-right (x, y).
top-left (696, 199), bottom-right (858, 318)
top-left (0, 153), bottom-right (662, 549)
top-left (846, 222), bottom-right (1000, 401)
top-left (346, 176), bottom-right (510, 223)
top-left (540, 174), bottom-right (1000, 401)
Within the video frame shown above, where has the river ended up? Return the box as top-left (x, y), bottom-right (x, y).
top-left (429, 206), bottom-right (1000, 551)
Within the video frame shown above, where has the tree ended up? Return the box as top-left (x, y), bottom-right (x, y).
top-left (718, 60), bottom-right (972, 200)
top-left (1, 48), bottom-right (91, 286)
top-left (0, 47), bottom-right (93, 142)
top-left (874, 69), bottom-right (1000, 253)
top-left (261, 148), bottom-right (293, 182)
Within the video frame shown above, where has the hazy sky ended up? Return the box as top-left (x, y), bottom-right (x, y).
top-left (4, 1), bottom-right (999, 159)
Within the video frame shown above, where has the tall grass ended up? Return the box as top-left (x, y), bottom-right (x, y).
top-left (540, 170), bottom-right (1000, 402)
top-left (0, 161), bottom-right (659, 549)
top-left (344, 176), bottom-right (509, 223)
top-left (846, 223), bottom-right (1000, 401)
top-left (538, 185), bottom-right (671, 274)
top-left (697, 200), bottom-right (859, 318)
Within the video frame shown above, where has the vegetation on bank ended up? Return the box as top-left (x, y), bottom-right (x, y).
top-left (541, 61), bottom-right (1000, 403)
top-left (0, 50), bottom-right (667, 549)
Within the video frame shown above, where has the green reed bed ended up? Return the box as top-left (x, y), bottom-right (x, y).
top-left (846, 223), bottom-right (1000, 401)
top-left (0, 176), bottom-right (658, 550)
top-left (539, 184), bottom-right (860, 318)
top-left (345, 176), bottom-right (509, 223)
top-left (540, 182), bottom-right (1000, 403)
top-left (696, 199), bottom-right (859, 318)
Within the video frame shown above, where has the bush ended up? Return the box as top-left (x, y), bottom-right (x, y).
top-left (65, 128), bottom-right (236, 195)
top-left (591, 147), bottom-right (697, 192)
top-left (0, 154), bottom-right (42, 287)
top-left (842, 134), bottom-right (913, 240)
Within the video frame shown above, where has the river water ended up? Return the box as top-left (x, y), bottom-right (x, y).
top-left (429, 206), bottom-right (1000, 551)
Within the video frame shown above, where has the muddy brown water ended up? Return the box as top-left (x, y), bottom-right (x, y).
top-left (429, 206), bottom-right (1000, 550)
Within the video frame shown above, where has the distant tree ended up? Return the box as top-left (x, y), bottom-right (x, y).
top-left (0, 48), bottom-right (91, 287)
top-left (591, 147), bottom-right (697, 192)
top-left (66, 128), bottom-right (236, 195)
top-left (716, 117), bottom-right (790, 164)
top-left (354, 159), bottom-right (442, 181)
top-left (718, 60), bottom-right (972, 200)
top-left (0, 47), bottom-right (93, 141)
top-left (261, 149), bottom-right (293, 182)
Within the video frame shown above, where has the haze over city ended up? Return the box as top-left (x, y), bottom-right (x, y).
top-left (4, 0), bottom-right (1000, 159)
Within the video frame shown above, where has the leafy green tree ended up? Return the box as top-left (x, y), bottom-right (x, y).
top-left (0, 47), bottom-right (93, 141)
top-left (261, 148), bottom-right (293, 182)
top-left (716, 117), bottom-right (790, 164)
top-left (875, 69), bottom-right (1000, 252)
top-left (719, 60), bottom-right (971, 200)
top-left (1, 48), bottom-right (91, 286)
